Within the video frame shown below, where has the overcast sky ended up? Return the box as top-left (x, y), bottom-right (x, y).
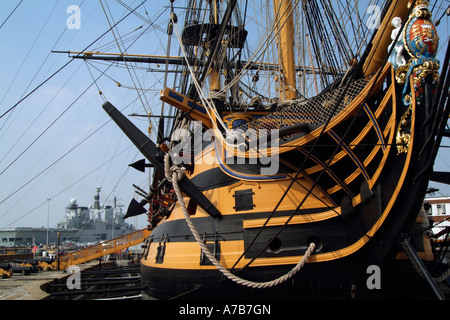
top-left (0, 0), bottom-right (449, 230)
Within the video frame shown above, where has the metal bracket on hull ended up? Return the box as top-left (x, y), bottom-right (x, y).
top-left (200, 233), bottom-right (221, 265)
top-left (155, 234), bottom-right (168, 264)
top-left (102, 101), bottom-right (221, 219)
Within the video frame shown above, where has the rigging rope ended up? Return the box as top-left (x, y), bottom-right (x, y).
top-left (0, 0), bottom-right (24, 30)
top-left (171, 18), bottom-right (232, 137)
top-left (401, 241), bottom-right (450, 283)
top-left (164, 153), bottom-right (316, 289)
top-left (0, 0), bottom-right (148, 121)
top-left (100, 0), bottom-right (151, 115)
top-left (229, 0), bottom-right (419, 270)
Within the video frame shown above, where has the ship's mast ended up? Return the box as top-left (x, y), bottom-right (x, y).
top-left (209, 0), bottom-right (221, 92)
top-left (273, 0), bottom-right (297, 100)
top-left (94, 187), bottom-right (101, 210)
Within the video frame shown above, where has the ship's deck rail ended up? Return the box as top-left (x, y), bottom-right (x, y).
top-left (55, 229), bottom-right (151, 270)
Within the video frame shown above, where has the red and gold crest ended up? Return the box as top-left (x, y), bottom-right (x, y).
top-left (403, 1), bottom-right (439, 59)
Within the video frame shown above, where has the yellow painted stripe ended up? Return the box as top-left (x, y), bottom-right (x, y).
top-left (142, 69), bottom-right (418, 272)
top-left (242, 208), bottom-right (341, 228)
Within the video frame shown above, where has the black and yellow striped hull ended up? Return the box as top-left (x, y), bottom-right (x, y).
top-left (139, 64), bottom-right (437, 299)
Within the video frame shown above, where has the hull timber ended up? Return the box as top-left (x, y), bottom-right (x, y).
top-left (96, 0), bottom-right (448, 300)
top-left (138, 64), bottom-right (439, 299)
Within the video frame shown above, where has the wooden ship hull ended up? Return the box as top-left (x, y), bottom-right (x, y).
top-left (136, 67), bottom-right (437, 300)
top-left (101, 0), bottom-right (448, 299)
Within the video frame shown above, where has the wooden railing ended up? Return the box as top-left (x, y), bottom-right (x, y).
top-left (55, 229), bottom-right (151, 270)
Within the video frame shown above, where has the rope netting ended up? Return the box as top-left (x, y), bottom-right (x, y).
top-left (236, 75), bottom-right (373, 140)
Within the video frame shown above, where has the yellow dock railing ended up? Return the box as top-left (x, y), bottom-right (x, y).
top-left (56, 228), bottom-right (151, 270)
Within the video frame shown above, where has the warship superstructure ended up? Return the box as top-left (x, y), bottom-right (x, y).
top-left (0, 188), bottom-right (134, 247)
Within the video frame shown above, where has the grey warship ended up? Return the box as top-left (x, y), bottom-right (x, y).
top-left (0, 188), bottom-right (135, 247)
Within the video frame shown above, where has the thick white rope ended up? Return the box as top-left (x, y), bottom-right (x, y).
top-left (164, 153), bottom-right (315, 289)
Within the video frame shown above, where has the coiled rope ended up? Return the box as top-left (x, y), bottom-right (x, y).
top-left (164, 153), bottom-right (315, 289)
